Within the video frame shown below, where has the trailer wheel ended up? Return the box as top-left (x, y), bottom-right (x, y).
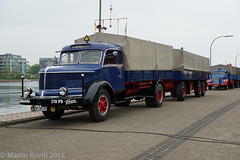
top-left (194, 81), bottom-right (201, 97)
top-left (43, 109), bottom-right (64, 120)
top-left (201, 81), bottom-right (206, 96)
top-left (176, 82), bottom-right (186, 101)
top-left (145, 83), bottom-right (164, 107)
top-left (208, 86), bottom-right (212, 90)
top-left (89, 88), bottom-right (110, 122)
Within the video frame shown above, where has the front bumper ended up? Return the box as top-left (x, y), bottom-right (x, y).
top-left (19, 96), bottom-right (86, 107)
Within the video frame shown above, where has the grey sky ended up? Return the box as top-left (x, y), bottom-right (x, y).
top-left (0, 0), bottom-right (240, 66)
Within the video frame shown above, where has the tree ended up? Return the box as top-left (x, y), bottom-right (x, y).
top-left (2, 66), bottom-right (11, 79)
top-left (29, 64), bottom-right (39, 75)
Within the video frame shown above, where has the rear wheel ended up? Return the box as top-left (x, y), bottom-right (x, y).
top-left (194, 81), bottom-right (201, 97)
top-left (89, 88), bottom-right (111, 122)
top-left (208, 86), bottom-right (212, 90)
top-left (176, 82), bottom-right (186, 101)
top-left (145, 83), bottom-right (164, 107)
top-left (201, 81), bottom-right (206, 96)
top-left (43, 109), bottom-right (64, 120)
top-left (237, 81), bottom-right (239, 88)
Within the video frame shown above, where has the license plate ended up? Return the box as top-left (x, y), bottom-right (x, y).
top-left (32, 105), bottom-right (47, 111)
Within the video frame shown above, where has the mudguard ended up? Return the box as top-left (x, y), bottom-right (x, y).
top-left (85, 81), bottom-right (115, 104)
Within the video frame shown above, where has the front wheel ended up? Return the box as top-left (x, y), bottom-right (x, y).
top-left (43, 109), bottom-right (64, 120)
top-left (89, 88), bottom-right (111, 122)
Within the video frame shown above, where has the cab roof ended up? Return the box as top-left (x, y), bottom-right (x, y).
top-left (61, 43), bottom-right (122, 52)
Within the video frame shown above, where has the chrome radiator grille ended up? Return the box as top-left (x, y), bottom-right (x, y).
top-left (213, 77), bottom-right (219, 84)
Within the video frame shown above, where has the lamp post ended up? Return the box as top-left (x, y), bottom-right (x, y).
top-left (210, 35), bottom-right (233, 66)
top-left (98, 0), bottom-right (102, 33)
top-left (235, 53), bottom-right (240, 67)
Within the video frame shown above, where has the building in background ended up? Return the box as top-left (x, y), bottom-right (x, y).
top-left (0, 53), bottom-right (30, 76)
top-left (39, 58), bottom-right (58, 70)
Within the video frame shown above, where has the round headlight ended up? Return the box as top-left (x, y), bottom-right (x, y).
top-left (59, 87), bottom-right (68, 96)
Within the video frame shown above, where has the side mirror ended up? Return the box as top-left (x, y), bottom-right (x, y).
top-left (106, 51), bottom-right (118, 58)
top-left (112, 51), bottom-right (118, 57)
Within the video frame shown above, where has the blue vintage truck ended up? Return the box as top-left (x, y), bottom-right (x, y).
top-left (19, 33), bottom-right (209, 122)
top-left (207, 64), bottom-right (240, 90)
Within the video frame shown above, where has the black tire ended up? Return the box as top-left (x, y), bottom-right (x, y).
top-left (224, 85), bottom-right (228, 90)
top-left (145, 97), bottom-right (154, 107)
top-left (171, 92), bottom-right (176, 97)
top-left (43, 109), bottom-right (64, 120)
top-left (145, 83), bottom-right (164, 107)
top-left (176, 82), bottom-right (186, 101)
top-left (194, 81), bottom-right (201, 97)
top-left (201, 81), bottom-right (206, 96)
top-left (208, 86), bottom-right (212, 90)
top-left (116, 99), bottom-right (131, 107)
top-left (89, 88), bottom-right (111, 122)
top-left (236, 81), bottom-right (239, 88)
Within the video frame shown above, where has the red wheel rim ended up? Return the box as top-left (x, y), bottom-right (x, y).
top-left (182, 86), bottom-right (186, 96)
top-left (98, 95), bottom-right (108, 115)
top-left (158, 89), bottom-right (163, 102)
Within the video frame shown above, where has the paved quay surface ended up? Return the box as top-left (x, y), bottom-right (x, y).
top-left (0, 112), bottom-right (44, 125)
top-left (0, 88), bottom-right (240, 160)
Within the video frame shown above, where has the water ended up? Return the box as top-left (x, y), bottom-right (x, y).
top-left (0, 81), bottom-right (38, 115)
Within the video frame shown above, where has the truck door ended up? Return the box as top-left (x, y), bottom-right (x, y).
top-left (103, 50), bottom-right (125, 92)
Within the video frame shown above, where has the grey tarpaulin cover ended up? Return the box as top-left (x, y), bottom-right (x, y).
top-left (210, 64), bottom-right (237, 74)
top-left (172, 49), bottom-right (210, 72)
top-left (75, 33), bottom-right (210, 72)
top-left (75, 33), bottom-right (173, 71)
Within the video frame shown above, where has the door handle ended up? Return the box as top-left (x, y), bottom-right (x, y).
top-left (118, 67), bottom-right (122, 78)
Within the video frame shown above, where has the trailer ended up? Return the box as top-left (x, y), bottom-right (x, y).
top-left (207, 64), bottom-right (240, 90)
top-left (19, 33), bottom-right (210, 122)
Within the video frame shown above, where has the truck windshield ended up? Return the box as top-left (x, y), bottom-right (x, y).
top-left (60, 50), bottom-right (102, 65)
top-left (212, 71), bottom-right (227, 76)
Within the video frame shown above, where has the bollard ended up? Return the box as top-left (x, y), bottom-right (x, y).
top-left (21, 76), bottom-right (24, 97)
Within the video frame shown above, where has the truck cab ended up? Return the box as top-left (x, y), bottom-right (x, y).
top-left (20, 42), bottom-right (125, 122)
top-left (207, 70), bottom-right (230, 90)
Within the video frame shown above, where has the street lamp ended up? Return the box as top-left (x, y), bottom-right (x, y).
top-left (98, 0), bottom-right (102, 33)
top-left (210, 35), bottom-right (233, 66)
top-left (235, 53), bottom-right (240, 67)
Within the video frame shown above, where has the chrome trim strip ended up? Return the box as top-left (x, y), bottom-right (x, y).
top-left (45, 71), bottom-right (95, 74)
top-left (41, 91), bottom-right (45, 98)
top-left (44, 67), bottom-right (49, 90)
top-left (36, 95), bottom-right (83, 99)
top-left (40, 88), bottom-right (83, 91)
top-left (103, 64), bottom-right (124, 68)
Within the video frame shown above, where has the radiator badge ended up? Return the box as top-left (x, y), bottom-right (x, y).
top-left (65, 99), bottom-right (77, 105)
